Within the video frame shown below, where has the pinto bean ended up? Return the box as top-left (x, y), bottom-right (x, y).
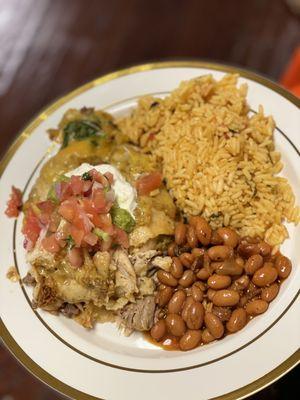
top-left (211, 261), bottom-right (223, 271)
top-left (186, 225), bottom-right (198, 248)
top-left (239, 295), bottom-right (248, 307)
top-left (215, 258), bottom-right (243, 276)
top-left (210, 230), bottom-right (223, 245)
top-left (194, 281), bottom-right (207, 291)
top-left (178, 270), bottom-right (196, 287)
top-left (261, 283), bottom-right (279, 302)
top-left (150, 320), bottom-right (166, 341)
top-left (168, 290), bottom-right (186, 314)
top-left (191, 284), bottom-right (204, 302)
top-left (165, 314), bottom-right (186, 336)
top-left (181, 297), bottom-right (195, 321)
top-left (208, 274), bottom-right (231, 289)
top-left (208, 246), bottom-right (233, 261)
top-left (182, 302), bottom-right (204, 330)
top-left (202, 328), bottom-right (215, 343)
top-left (217, 227), bottom-right (239, 248)
top-left (235, 257), bottom-right (244, 267)
top-left (252, 263), bottom-right (278, 287)
top-left (245, 299), bottom-right (268, 315)
top-left (237, 242), bottom-right (260, 257)
top-left (207, 288), bottom-right (217, 301)
top-left (226, 308), bottom-right (247, 333)
top-left (174, 222), bottom-right (187, 245)
top-left (155, 286), bottom-right (173, 306)
top-left (168, 242), bottom-right (178, 257)
top-left (157, 270), bottom-right (178, 287)
top-left (191, 248), bottom-right (205, 258)
top-left (212, 290), bottom-right (240, 306)
top-left (244, 254), bottom-right (264, 275)
top-left (275, 255), bottom-right (292, 279)
top-left (170, 257), bottom-right (184, 279)
top-left (257, 241), bottom-right (271, 257)
top-left (197, 268), bottom-right (210, 280)
top-left (204, 312), bottom-right (224, 339)
top-left (231, 275), bottom-right (250, 291)
top-left (179, 330), bottom-right (202, 351)
top-left (190, 216), bottom-right (212, 245)
top-left (179, 252), bottom-right (194, 268)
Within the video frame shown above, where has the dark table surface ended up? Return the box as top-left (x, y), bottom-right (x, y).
top-left (0, 0), bottom-right (299, 399)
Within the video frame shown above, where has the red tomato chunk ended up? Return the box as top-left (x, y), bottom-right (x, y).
top-left (5, 186), bottom-right (23, 218)
top-left (18, 169), bottom-right (130, 257)
top-left (135, 171), bottom-right (162, 196)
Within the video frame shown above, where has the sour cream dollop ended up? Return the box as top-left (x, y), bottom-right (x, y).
top-left (65, 163), bottom-right (137, 217)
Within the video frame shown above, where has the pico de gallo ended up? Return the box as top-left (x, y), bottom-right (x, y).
top-left (5, 186), bottom-right (23, 218)
top-left (21, 168), bottom-right (138, 268)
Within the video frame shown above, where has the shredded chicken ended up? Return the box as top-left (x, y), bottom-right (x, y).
top-left (33, 278), bottom-right (63, 311)
top-left (119, 296), bottom-right (156, 335)
top-left (151, 256), bottom-right (172, 272)
top-left (129, 250), bottom-right (158, 276)
top-left (113, 249), bottom-right (138, 298)
top-left (137, 277), bottom-right (155, 296)
top-left (26, 240), bottom-right (56, 270)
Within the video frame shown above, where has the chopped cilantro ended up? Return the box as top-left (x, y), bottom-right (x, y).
top-left (66, 235), bottom-right (75, 249)
top-left (82, 172), bottom-right (92, 181)
top-left (62, 119), bottom-right (106, 148)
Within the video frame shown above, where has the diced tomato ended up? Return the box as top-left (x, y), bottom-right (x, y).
top-left (135, 171), bottom-right (162, 196)
top-left (84, 232), bottom-right (98, 246)
top-left (5, 186), bottom-right (22, 218)
top-left (68, 247), bottom-right (83, 268)
top-left (81, 198), bottom-right (95, 214)
top-left (90, 169), bottom-right (108, 186)
top-left (48, 211), bottom-right (61, 233)
top-left (57, 181), bottom-right (73, 201)
top-left (93, 213), bottom-right (114, 234)
top-left (22, 208), bottom-right (41, 250)
top-left (113, 226), bottom-right (129, 248)
top-left (37, 200), bottom-right (55, 214)
top-left (72, 207), bottom-right (94, 233)
top-left (82, 180), bottom-right (93, 193)
top-left (104, 172), bottom-right (114, 185)
top-left (104, 201), bottom-right (113, 213)
top-left (58, 199), bottom-right (77, 222)
top-left (92, 189), bottom-right (107, 212)
top-left (90, 213), bottom-right (103, 228)
top-left (37, 200), bottom-right (56, 224)
top-left (41, 234), bottom-right (60, 253)
top-left (70, 225), bottom-right (85, 247)
top-left (58, 239), bottom-right (66, 248)
top-left (70, 175), bottom-right (84, 195)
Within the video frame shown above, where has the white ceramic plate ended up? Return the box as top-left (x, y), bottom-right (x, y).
top-left (0, 62), bottom-right (299, 400)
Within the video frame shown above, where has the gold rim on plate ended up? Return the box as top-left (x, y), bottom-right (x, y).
top-left (0, 61), bottom-right (299, 400)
